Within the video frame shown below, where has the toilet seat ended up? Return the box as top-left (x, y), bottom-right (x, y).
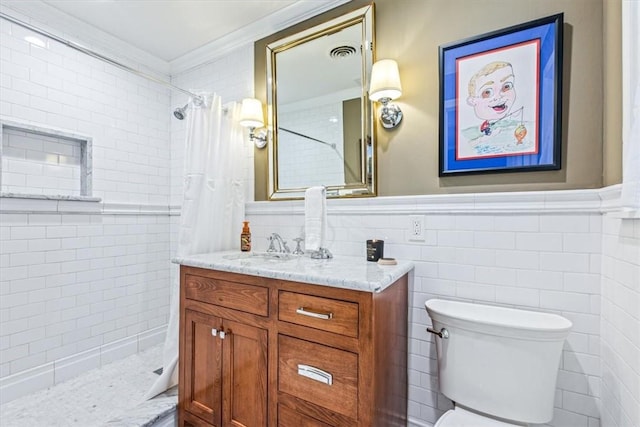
top-left (434, 407), bottom-right (523, 427)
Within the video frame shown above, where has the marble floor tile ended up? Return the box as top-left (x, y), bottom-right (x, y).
top-left (0, 344), bottom-right (176, 427)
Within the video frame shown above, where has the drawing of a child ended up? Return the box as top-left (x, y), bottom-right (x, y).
top-left (466, 61), bottom-right (516, 137)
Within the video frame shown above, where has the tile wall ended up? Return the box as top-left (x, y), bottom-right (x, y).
top-left (0, 10), bottom-right (173, 402)
top-left (600, 216), bottom-right (639, 427)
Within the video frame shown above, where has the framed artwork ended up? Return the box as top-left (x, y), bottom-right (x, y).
top-left (439, 14), bottom-right (563, 176)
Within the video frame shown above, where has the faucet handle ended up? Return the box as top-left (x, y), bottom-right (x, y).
top-left (266, 235), bottom-right (277, 253)
top-left (310, 247), bottom-right (333, 259)
top-left (292, 237), bottom-right (305, 255)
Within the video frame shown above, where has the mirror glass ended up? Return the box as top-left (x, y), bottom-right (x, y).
top-left (266, 5), bottom-right (375, 200)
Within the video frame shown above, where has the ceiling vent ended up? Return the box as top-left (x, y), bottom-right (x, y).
top-left (329, 45), bottom-right (358, 59)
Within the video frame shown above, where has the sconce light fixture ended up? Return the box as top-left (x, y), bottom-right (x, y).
top-left (239, 98), bottom-right (269, 148)
top-left (369, 59), bottom-right (403, 129)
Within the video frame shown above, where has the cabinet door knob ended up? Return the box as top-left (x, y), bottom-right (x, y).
top-left (211, 328), bottom-right (218, 337)
top-left (219, 330), bottom-right (226, 339)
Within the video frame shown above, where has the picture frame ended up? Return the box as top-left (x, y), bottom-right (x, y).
top-left (439, 14), bottom-right (563, 176)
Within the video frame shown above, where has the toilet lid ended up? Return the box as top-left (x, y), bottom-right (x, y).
top-left (434, 408), bottom-right (522, 427)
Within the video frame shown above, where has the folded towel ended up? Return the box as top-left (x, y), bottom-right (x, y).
top-left (305, 186), bottom-right (326, 251)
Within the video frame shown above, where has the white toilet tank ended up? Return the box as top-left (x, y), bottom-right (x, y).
top-left (425, 299), bottom-right (572, 424)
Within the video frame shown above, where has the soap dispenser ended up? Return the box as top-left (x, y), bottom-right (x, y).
top-left (241, 221), bottom-right (251, 252)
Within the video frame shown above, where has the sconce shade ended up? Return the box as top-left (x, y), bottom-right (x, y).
top-left (240, 98), bottom-right (264, 128)
top-left (369, 59), bottom-right (402, 101)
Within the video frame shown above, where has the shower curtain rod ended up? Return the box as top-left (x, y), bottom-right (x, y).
top-left (0, 11), bottom-right (203, 103)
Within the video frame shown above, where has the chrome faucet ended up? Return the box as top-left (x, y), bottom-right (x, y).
top-left (267, 233), bottom-right (290, 253)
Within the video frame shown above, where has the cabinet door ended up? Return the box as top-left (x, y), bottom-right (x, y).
top-left (184, 309), bottom-right (223, 426)
top-left (222, 319), bottom-right (268, 427)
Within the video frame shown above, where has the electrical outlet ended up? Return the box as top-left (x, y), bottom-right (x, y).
top-left (408, 215), bottom-right (425, 241)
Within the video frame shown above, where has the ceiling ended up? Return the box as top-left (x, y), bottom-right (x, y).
top-left (2, 0), bottom-right (350, 65)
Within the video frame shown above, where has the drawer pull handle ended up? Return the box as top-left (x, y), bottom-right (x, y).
top-left (297, 364), bottom-right (333, 385)
top-left (296, 307), bottom-right (333, 320)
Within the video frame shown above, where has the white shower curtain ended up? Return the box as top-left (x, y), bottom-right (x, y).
top-left (145, 94), bottom-right (245, 399)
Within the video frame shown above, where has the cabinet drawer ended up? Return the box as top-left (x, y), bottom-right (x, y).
top-left (279, 291), bottom-right (358, 337)
top-left (278, 404), bottom-right (333, 427)
top-left (278, 335), bottom-right (357, 419)
top-left (185, 274), bottom-right (268, 316)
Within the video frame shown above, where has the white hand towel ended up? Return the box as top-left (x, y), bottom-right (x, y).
top-left (305, 186), bottom-right (326, 251)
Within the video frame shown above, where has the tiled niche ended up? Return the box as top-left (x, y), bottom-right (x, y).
top-left (0, 121), bottom-right (92, 197)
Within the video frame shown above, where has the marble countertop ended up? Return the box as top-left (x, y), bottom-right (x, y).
top-left (173, 251), bottom-right (414, 293)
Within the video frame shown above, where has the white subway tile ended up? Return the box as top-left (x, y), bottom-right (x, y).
top-left (563, 390), bottom-right (601, 418)
top-left (0, 239), bottom-right (28, 253)
top-left (45, 226), bottom-right (77, 238)
top-left (495, 249), bottom-right (540, 269)
top-left (540, 290), bottom-right (591, 313)
top-left (557, 369), bottom-right (589, 394)
top-left (437, 230), bottom-right (474, 248)
top-left (44, 249), bottom-right (76, 263)
top-left (455, 248), bottom-right (495, 267)
top-left (455, 282), bottom-right (496, 302)
top-left (10, 251), bottom-right (45, 267)
top-left (28, 263), bottom-right (61, 278)
top-left (10, 226), bottom-right (45, 240)
top-left (540, 214), bottom-right (591, 233)
top-left (495, 286), bottom-right (540, 307)
top-left (540, 252), bottom-right (591, 273)
top-left (564, 272), bottom-right (601, 294)
top-left (474, 231), bottom-right (515, 249)
top-left (564, 351), bottom-right (601, 377)
top-left (475, 266), bottom-right (517, 286)
top-left (551, 408), bottom-right (589, 427)
top-left (564, 233), bottom-right (602, 254)
top-left (438, 263), bottom-right (474, 282)
top-left (516, 232), bottom-right (563, 251)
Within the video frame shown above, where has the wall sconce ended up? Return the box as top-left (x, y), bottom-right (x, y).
top-left (369, 59), bottom-right (403, 129)
top-left (239, 98), bottom-right (269, 148)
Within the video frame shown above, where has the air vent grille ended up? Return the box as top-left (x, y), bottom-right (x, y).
top-left (329, 45), bottom-right (357, 59)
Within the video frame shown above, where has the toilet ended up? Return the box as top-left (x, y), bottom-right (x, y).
top-left (424, 299), bottom-right (572, 427)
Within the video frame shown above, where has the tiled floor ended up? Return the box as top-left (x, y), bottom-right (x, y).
top-left (0, 344), bottom-right (176, 427)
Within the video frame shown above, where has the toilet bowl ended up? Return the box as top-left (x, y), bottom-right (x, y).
top-left (425, 299), bottom-right (572, 427)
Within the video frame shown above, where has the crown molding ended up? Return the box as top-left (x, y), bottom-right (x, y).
top-left (169, 0), bottom-right (351, 75)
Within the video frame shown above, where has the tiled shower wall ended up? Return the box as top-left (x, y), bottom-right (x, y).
top-left (0, 10), bottom-right (172, 402)
top-left (600, 216), bottom-right (640, 427)
top-left (245, 190), bottom-right (639, 427)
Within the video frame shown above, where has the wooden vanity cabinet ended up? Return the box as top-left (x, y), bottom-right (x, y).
top-left (178, 265), bottom-right (408, 427)
top-left (179, 269), bottom-right (269, 427)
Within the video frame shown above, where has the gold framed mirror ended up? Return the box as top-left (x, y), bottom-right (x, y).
top-left (265, 4), bottom-right (375, 200)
